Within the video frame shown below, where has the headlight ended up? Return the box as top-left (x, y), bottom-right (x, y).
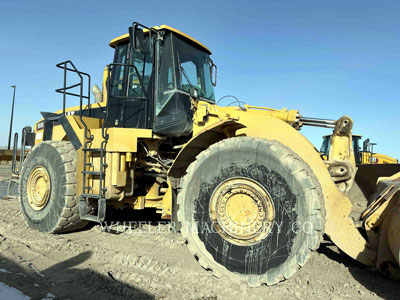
top-left (36, 121), bottom-right (44, 131)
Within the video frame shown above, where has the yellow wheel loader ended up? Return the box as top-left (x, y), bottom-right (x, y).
top-left (321, 134), bottom-right (399, 164)
top-left (11, 22), bottom-right (400, 286)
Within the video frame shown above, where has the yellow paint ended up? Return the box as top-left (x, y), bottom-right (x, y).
top-left (27, 166), bottom-right (51, 211)
top-left (387, 202), bottom-right (400, 265)
top-left (111, 152), bottom-right (120, 186)
top-left (102, 66), bottom-right (109, 104)
top-left (226, 194), bottom-right (259, 225)
top-left (191, 100), bottom-right (300, 136)
top-left (362, 152), bottom-right (399, 164)
top-left (208, 177), bottom-right (274, 246)
top-left (89, 128), bottom-right (153, 152)
top-left (126, 152), bottom-right (133, 162)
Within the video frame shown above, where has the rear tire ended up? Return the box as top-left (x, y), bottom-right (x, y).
top-left (19, 141), bottom-right (88, 233)
top-left (177, 137), bottom-right (325, 286)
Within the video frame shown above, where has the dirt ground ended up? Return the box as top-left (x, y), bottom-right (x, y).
top-left (0, 163), bottom-right (399, 300)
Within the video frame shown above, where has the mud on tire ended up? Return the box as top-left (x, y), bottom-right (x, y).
top-left (19, 141), bottom-right (88, 233)
top-left (177, 137), bottom-right (325, 286)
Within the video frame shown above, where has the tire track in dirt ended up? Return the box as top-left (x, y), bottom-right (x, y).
top-left (1, 196), bottom-right (398, 300)
top-left (0, 199), bottom-right (250, 299)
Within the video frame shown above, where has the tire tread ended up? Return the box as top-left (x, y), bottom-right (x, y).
top-left (177, 136), bottom-right (325, 286)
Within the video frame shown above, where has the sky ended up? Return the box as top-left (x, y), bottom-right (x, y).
top-left (0, 0), bottom-right (399, 159)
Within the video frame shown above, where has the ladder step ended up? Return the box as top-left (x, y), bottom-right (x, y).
top-left (82, 171), bottom-right (102, 175)
top-left (79, 197), bottom-right (106, 222)
top-left (81, 193), bottom-right (101, 199)
top-left (80, 214), bottom-right (100, 222)
top-left (83, 148), bottom-right (102, 152)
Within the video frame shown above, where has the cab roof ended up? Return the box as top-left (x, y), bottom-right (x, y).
top-left (109, 25), bottom-right (211, 54)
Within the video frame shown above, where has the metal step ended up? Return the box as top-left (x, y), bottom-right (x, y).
top-left (80, 214), bottom-right (100, 222)
top-left (82, 171), bottom-right (102, 175)
top-left (83, 148), bottom-right (102, 152)
top-left (80, 193), bottom-right (101, 199)
top-left (79, 196), bottom-right (106, 222)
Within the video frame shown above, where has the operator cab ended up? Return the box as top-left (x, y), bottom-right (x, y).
top-left (107, 24), bottom-right (216, 137)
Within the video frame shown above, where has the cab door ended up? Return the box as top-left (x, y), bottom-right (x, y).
top-left (106, 42), bottom-right (153, 129)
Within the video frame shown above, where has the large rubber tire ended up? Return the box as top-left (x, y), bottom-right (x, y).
top-left (19, 141), bottom-right (88, 233)
top-left (177, 137), bottom-right (325, 286)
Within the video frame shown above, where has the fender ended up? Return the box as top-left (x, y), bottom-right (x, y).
top-left (168, 119), bottom-right (244, 178)
top-left (169, 115), bottom-right (375, 266)
top-left (40, 112), bottom-right (83, 149)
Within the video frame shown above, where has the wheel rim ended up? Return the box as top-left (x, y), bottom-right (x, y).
top-left (27, 166), bottom-right (51, 211)
top-left (209, 177), bottom-right (275, 246)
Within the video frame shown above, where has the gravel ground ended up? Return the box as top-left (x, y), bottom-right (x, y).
top-left (0, 193), bottom-right (399, 300)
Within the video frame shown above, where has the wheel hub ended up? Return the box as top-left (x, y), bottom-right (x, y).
top-left (209, 177), bottom-right (275, 246)
top-left (27, 166), bottom-right (51, 211)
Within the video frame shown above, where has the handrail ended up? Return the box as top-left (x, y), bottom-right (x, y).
top-left (55, 60), bottom-right (92, 141)
top-left (11, 133), bottom-right (18, 175)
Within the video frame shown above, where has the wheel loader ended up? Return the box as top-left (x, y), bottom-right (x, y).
top-left (321, 134), bottom-right (399, 164)
top-left (9, 22), bottom-right (400, 286)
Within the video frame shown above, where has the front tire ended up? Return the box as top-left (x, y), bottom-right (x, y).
top-left (177, 137), bottom-right (325, 286)
top-left (19, 141), bottom-right (88, 233)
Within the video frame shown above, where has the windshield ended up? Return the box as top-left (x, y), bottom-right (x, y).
top-left (110, 42), bottom-right (153, 99)
top-left (320, 137), bottom-right (330, 156)
top-left (156, 34), bottom-right (215, 116)
top-left (174, 35), bottom-right (215, 101)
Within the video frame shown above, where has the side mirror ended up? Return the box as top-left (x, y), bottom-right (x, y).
top-left (210, 59), bottom-right (217, 87)
top-left (190, 87), bottom-right (200, 100)
top-left (92, 84), bottom-right (103, 103)
top-left (363, 138), bottom-right (369, 152)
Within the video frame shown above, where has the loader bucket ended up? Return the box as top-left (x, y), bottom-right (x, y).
top-left (354, 169), bottom-right (400, 278)
top-left (387, 192), bottom-right (400, 267)
top-left (352, 164), bottom-right (400, 202)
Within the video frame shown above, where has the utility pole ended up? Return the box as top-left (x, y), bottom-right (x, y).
top-left (7, 85), bottom-right (16, 150)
